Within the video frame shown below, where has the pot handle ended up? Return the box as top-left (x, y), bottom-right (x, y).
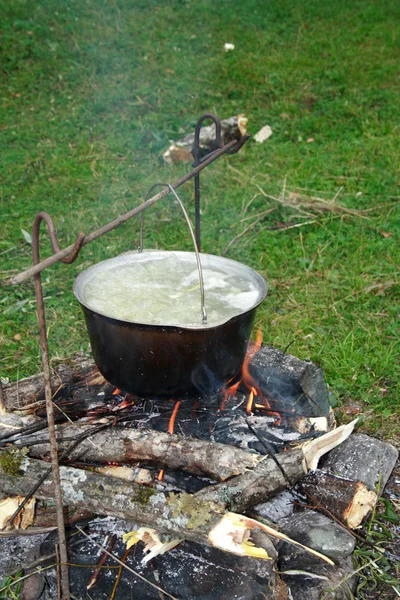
top-left (138, 183), bottom-right (207, 325)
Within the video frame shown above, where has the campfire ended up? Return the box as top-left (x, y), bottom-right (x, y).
top-left (1, 341), bottom-right (398, 599)
top-left (0, 114), bottom-right (398, 599)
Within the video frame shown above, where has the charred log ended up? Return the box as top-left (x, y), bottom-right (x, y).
top-left (1, 355), bottom-right (102, 412)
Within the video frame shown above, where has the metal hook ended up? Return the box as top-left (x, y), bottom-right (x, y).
top-left (32, 212), bottom-right (85, 265)
top-left (192, 113), bottom-right (223, 252)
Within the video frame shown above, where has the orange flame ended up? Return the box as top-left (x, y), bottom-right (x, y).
top-left (220, 378), bottom-right (241, 411)
top-left (158, 400), bottom-right (181, 482)
top-left (241, 329), bottom-right (281, 423)
top-left (246, 387), bottom-right (256, 415)
top-left (119, 398), bottom-right (134, 409)
top-left (112, 388), bottom-right (121, 396)
top-left (168, 401), bottom-right (181, 434)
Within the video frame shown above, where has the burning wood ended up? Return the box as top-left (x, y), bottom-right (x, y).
top-left (23, 419), bottom-right (358, 512)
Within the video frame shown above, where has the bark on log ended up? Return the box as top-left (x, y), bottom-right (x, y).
top-left (27, 425), bottom-right (260, 482)
top-left (0, 457), bottom-right (332, 565)
top-left (300, 470), bottom-right (377, 529)
top-left (26, 427), bottom-right (308, 509)
top-left (195, 449), bottom-right (305, 512)
top-left (18, 420), bottom-right (357, 513)
top-left (22, 419), bottom-right (358, 490)
top-left (0, 456), bottom-right (225, 544)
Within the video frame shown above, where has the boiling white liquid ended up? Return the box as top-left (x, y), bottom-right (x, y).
top-left (82, 254), bottom-right (260, 327)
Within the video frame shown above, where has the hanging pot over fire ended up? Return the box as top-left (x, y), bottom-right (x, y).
top-left (73, 184), bottom-right (267, 398)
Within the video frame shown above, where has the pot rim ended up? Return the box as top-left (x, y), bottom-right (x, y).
top-left (73, 250), bottom-right (267, 330)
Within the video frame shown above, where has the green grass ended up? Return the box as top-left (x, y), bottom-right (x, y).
top-left (1, 0), bottom-right (399, 435)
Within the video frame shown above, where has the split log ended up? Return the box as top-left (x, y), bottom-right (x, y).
top-left (323, 433), bottom-right (398, 492)
top-left (0, 457), bottom-right (332, 565)
top-left (300, 470), bottom-right (377, 529)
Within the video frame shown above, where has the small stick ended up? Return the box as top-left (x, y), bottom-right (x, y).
top-left (0, 382), bottom-right (6, 415)
top-left (55, 543), bottom-right (61, 600)
top-left (0, 527), bottom-right (57, 537)
top-left (110, 547), bottom-right (131, 600)
top-left (223, 208), bottom-right (276, 254)
top-left (86, 533), bottom-right (117, 590)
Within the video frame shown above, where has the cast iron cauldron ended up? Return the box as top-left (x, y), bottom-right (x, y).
top-left (73, 250), bottom-right (267, 398)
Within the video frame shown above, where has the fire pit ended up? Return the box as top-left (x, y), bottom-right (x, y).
top-left (1, 345), bottom-right (398, 600)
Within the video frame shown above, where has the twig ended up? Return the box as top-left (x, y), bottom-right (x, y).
top-left (75, 527), bottom-right (178, 600)
top-left (86, 533), bottom-right (117, 590)
top-left (110, 547), bottom-right (132, 600)
top-left (0, 420), bottom-right (51, 444)
top-left (55, 543), bottom-right (61, 600)
top-left (0, 381), bottom-right (6, 415)
top-left (273, 220), bottom-right (317, 231)
top-left (0, 527), bottom-right (57, 537)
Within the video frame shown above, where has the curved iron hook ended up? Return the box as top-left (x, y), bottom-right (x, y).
top-left (192, 112), bottom-right (223, 167)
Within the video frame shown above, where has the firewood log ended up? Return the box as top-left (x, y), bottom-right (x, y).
top-left (25, 419), bottom-right (358, 496)
top-left (300, 470), bottom-right (377, 529)
top-left (0, 456), bottom-right (333, 565)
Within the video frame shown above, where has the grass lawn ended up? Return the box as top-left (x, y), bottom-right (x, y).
top-left (1, 0), bottom-right (399, 438)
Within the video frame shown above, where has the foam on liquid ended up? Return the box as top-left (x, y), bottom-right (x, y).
top-left (82, 254), bottom-right (260, 327)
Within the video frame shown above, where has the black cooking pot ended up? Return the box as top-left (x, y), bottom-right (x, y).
top-left (73, 250), bottom-right (267, 398)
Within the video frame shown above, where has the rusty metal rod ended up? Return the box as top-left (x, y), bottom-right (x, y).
top-left (32, 214), bottom-right (72, 600)
top-left (9, 136), bottom-right (249, 286)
